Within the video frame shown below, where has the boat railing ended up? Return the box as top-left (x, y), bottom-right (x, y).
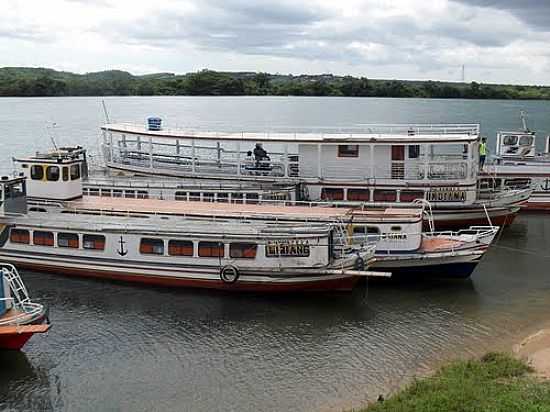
top-left (105, 122), bottom-right (480, 137)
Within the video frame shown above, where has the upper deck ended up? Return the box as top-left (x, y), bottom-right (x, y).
top-left (63, 196), bottom-right (423, 224)
top-left (102, 123), bottom-right (480, 144)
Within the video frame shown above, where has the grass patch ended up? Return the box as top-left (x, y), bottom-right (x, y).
top-left (362, 352), bottom-right (550, 412)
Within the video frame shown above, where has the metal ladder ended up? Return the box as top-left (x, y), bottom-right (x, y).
top-left (1, 264), bottom-right (31, 308)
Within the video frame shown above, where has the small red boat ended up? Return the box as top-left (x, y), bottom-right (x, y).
top-left (0, 264), bottom-right (50, 351)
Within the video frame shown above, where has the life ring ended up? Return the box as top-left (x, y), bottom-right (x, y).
top-left (354, 256), bottom-right (365, 271)
top-left (220, 265), bottom-right (239, 284)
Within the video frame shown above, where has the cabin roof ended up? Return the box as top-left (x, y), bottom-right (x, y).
top-left (102, 123), bottom-right (480, 144)
top-left (65, 197), bottom-right (423, 222)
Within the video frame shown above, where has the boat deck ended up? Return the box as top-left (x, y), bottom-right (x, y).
top-left (67, 196), bottom-right (423, 222)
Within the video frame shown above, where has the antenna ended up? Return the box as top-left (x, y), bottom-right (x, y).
top-left (102, 99), bottom-right (111, 123)
top-left (47, 122), bottom-right (59, 151)
top-left (520, 110), bottom-right (529, 132)
top-left (461, 65), bottom-right (465, 82)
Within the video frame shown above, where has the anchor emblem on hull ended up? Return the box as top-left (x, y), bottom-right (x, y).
top-left (117, 236), bottom-right (127, 256)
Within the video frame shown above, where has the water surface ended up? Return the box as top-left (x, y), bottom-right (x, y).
top-left (1, 97), bottom-right (550, 412)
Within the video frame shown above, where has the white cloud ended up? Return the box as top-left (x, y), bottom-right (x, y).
top-left (1, 0), bottom-right (549, 84)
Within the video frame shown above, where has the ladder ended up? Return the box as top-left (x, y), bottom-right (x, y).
top-left (1, 264), bottom-right (31, 308)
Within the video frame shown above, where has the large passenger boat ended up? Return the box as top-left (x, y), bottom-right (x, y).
top-left (98, 121), bottom-right (529, 229)
top-left (0, 175), bottom-right (380, 293)
top-left (481, 113), bottom-right (550, 211)
top-left (0, 264), bottom-right (50, 350)
top-left (10, 150), bottom-right (499, 279)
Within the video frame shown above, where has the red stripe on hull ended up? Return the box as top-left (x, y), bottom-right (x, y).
top-left (14, 262), bottom-right (360, 293)
top-left (0, 332), bottom-right (34, 351)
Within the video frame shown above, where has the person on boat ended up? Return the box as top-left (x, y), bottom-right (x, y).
top-left (253, 143), bottom-right (270, 169)
top-left (244, 151), bottom-right (254, 172)
top-left (479, 137), bottom-right (488, 170)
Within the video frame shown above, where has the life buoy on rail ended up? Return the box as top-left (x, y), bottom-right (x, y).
top-left (354, 256), bottom-right (365, 271)
top-left (220, 265), bottom-right (240, 284)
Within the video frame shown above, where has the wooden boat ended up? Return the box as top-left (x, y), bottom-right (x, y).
top-left (7, 151), bottom-right (498, 280)
top-left (481, 112), bottom-right (550, 212)
top-left (0, 264), bottom-right (50, 350)
top-left (96, 121), bottom-right (529, 229)
top-left (0, 176), bottom-right (381, 293)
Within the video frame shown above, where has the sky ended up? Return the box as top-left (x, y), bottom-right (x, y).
top-left (2, 0), bottom-right (550, 85)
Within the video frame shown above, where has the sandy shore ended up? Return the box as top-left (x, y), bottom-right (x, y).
top-left (514, 328), bottom-right (550, 378)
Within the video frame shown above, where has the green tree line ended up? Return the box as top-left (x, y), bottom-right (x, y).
top-left (1, 67), bottom-right (550, 99)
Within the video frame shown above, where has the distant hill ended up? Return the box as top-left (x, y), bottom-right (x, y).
top-left (1, 66), bottom-right (549, 99)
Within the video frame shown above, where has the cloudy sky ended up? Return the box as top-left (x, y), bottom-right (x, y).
top-left (2, 0), bottom-right (550, 84)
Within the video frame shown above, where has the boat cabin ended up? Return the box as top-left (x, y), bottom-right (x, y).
top-left (13, 147), bottom-right (86, 201)
top-left (101, 122), bottom-right (481, 206)
top-left (495, 130), bottom-right (537, 160)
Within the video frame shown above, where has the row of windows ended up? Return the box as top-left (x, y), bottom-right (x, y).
top-left (29, 164), bottom-right (81, 182)
top-left (83, 188), bottom-right (149, 199)
top-left (139, 239), bottom-right (257, 258)
top-left (10, 229), bottom-right (260, 259)
top-left (320, 188), bottom-right (424, 202)
top-left (11, 229), bottom-right (105, 250)
top-left (336, 145), bottom-right (421, 159)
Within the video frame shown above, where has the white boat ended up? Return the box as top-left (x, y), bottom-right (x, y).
top-left (98, 120), bottom-right (529, 229)
top-left (0, 175), bottom-right (380, 293)
top-left (9, 150), bottom-right (499, 280)
top-left (482, 111), bottom-right (550, 211)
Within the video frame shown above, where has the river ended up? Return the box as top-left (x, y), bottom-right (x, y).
top-left (1, 96), bottom-right (550, 412)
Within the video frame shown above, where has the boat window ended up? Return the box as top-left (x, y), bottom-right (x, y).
top-left (337, 145), bottom-right (359, 158)
top-left (70, 164), bottom-right (81, 180)
top-left (30, 165), bottom-right (44, 180)
top-left (175, 191), bottom-right (187, 201)
top-left (137, 191), bottom-right (149, 199)
top-left (391, 226), bottom-right (402, 232)
top-left (203, 192), bottom-right (215, 202)
top-left (124, 190), bottom-right (136, 198)
top-left (83, 234), bottom-right (105, 250)
top-left (217, 193), bottom-right (229, 203)
top-left (58, 232), bottom-right (79, 248)
top-left (373, 190), bottom-right (397, 202)
top-left (400, 190), bottom-right (424, 202)
top-left (408, 145), bottom-right (420, 159)
top-left (62, 167), bottom-right (69, 181)
top-left (140, 238), bottom-right (164, 255)
top-left (33, 231), bottom-right (54, 247)
top-left (189, 192), bottom-right (201, 201)
top-left (100, 189), bottom-right (112, 197)
top-left (198, 241), bottom-right (224, 258)
top-left (29, 207), bottom-right (47, 212)
top-left (112, 189), bottom-right (123, 198)
top-left (168, 240), bottom-right (194, 256)
top-left (46, 166), bottom-right (60, 182)
top-left (519, 135), bottom-right (534, 146)
top-left (88, 188), bottom-right (99, 196)
top-left (231, 193), bottom-right (244, 204)
top-left (503, 135), bottom-right (518, 146)
top-left (347, 189), bottom-right (370, 201)
top-left (230, 243), bottom-right (257, 259)
top-left (246, 193), bottom-right (259, 204)
top-left (10, 229), bottom-right (30, 244)
top-left (321, 188), bottom-right (344, 201)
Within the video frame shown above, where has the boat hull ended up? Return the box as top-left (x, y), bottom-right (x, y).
top-left (373, 253), bottom-right (482, 279)
top-left (428, 207), bottom-right (518, 230)
top-left (0, 255), bottom-right (361, 293)
top-left (0, 318), bottom-right (50, 351)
